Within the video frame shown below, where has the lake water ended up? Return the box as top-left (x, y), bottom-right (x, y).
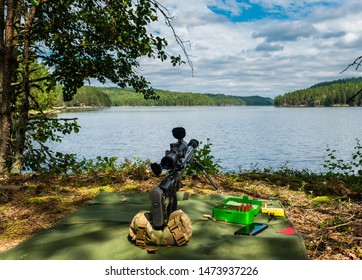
top-left (52, 106), bottom-right (362, 173)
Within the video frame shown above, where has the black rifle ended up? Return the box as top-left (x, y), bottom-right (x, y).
top-left (149, 127), bottom-right (219, 229)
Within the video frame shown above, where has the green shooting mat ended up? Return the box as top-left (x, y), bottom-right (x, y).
top-left (0, 192), bottom-right (308, 260)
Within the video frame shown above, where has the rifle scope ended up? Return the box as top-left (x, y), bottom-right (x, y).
top-left (161, 140), bottom-right (188, 170)
top-left (151, 127), bottom-right (199, 175)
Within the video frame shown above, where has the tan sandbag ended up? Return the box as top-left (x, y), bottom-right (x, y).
top-left (129, 209), bottom-right (192, 248)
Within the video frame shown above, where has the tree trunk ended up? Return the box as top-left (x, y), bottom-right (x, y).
top-left (0, 0), bottom-right (18, 175)
top-left (11, 5), bottom-right (37, 174)
top-left (0, 0), bottom-right (4, 90)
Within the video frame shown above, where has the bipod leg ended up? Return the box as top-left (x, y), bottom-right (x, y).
top-left (193, 160), bottom-right (219, 190)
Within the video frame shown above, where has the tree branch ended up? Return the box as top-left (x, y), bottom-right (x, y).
top-left (28, 92), bottom-right (46, 116)
top-left (152, 0), bottom-right (194, 76)
top-left (347, 87), bottom-right (362, 104)
top-left (340, 56), bottom-right (362, 103)
top-left (340, 55), bottom-right (362, 74)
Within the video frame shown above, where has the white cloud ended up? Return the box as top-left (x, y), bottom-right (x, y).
top-left (136, 0), bottom-right (362, 98)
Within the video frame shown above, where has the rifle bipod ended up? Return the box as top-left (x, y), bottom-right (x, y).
top-left (193, 159), bottom-right (219, 190)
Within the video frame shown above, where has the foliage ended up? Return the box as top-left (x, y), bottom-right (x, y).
top-left (104, 87), bottom-right (215, 106)
top-left (323, 139), bottom-right (362, 177)
top-left (274, 77), bottom-right (362, 107)
top-left (310, 77), bottom-right (362, 89)
top-left (25, 196), bottom-right (61, 206)
top-left (43, 85), bottom-right (273, 109)
top-left (26, 62), bottom-right (59, 111)
top-left (204, 93), bottom-right (246, 106)
top-left (28, 152), bottom-right (152, 182)
top-left (89, 186), bottom-right (116, 196)
top-left (312, 196), bottom-right (333, 206)
top-left (65, 87), bottom-right (112, 107)
top-left (123, 184), bottom-right (139, 191)
top-left (189, 139), bottom-right (221, 175)
top-left (76, 156), bottom-right (120, 174)
top-left (33, 0), bottom-right (183, 101)
top-left (232, 163), bottom-right (361, 197)
top-left (119, 158), bottom-right (150, 179)
top-left (237, 95), bottom-right (274, 106)
top-left (97, 87), bottom-right (273, 106)
top-left (23, 117), bottom-right (80, 173)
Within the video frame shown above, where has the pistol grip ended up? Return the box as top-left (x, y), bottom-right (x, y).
top-left (150, 187), bottom-right (165, 229)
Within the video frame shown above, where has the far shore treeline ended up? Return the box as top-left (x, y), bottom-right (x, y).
top-left (45, 77), bottom-right (362, 110)
top-left (274, 77), bottom-right (362, 107)
top-left (62, 87), bottom-right (273, 107)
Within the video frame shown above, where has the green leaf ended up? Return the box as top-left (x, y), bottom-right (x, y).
top-left (29, 0), bottom-right (39, 6)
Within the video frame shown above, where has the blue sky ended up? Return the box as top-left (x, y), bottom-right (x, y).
top-left (125, 0), bottom-right (362, 98)
top-left (207, 0), bottom-right (341, 22)
top-left (207, 0), bottom-right (290, 21)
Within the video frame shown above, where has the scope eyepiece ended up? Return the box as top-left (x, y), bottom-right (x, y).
top-left (161, 152), bottom-right (178, 170)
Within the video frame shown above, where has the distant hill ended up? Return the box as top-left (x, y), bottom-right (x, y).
top-left (274, 77), bottom-right (362, 107)
top-left (201, 93), bottom-right (273, 106)
top-left (65, 86), bottom-right (112, 107)
top-left (310, 77), bottom-right (362, 89)
top-left (84, 87), bottom-right (274, 106)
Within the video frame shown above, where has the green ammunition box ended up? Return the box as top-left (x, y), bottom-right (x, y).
top-left (212, 196), bottom-right (262, 225)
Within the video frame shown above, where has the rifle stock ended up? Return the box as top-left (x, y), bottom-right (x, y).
top-left (150, 176), bottom-right (178, 229)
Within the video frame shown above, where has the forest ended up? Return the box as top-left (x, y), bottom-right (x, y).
top-left (62, 86), bottom-right (273, 107)
top-left (274, 77), bottom-right (362, 107)
top-left (103, 87), bottom-right (273, 106)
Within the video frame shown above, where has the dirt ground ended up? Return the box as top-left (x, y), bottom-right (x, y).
top-left (0, 173), bottom-right (361, 260)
